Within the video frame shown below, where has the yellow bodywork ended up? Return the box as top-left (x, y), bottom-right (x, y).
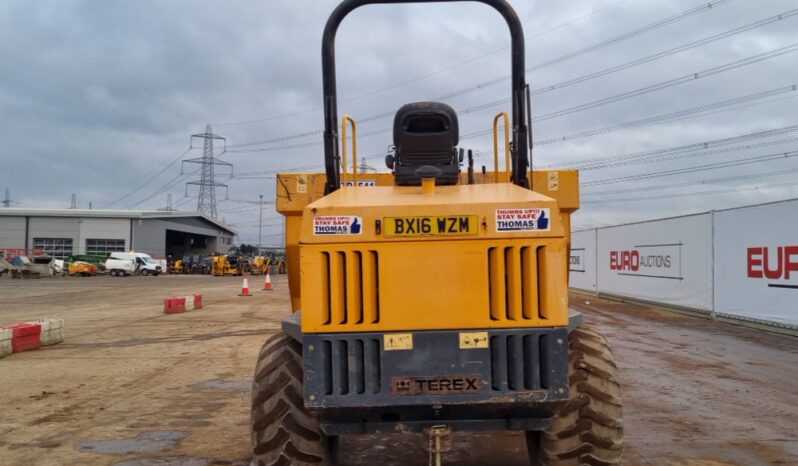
top-left (68, 261), bottom-right (97, 277)
top-left (277, 169), bottom-right (579, 334)
top-left (212, 255), bottom-right (239, 276)
top-left (248, 256), bottom-right (271, 275)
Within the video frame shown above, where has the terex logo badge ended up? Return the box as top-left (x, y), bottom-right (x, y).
top-left (390, 375), bottom-right (483, 395)
top-left (747, 246), bottom-right (798, 289)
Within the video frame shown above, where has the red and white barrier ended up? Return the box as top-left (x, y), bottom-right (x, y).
top-left (25, 319), bottom-right (64, 346)
top-left (0, 328), bottom-right (12, 359)
top-left (163, 294), bottom-right (203, 314)
top-left (164, 297), bottom-right (186, 314)
top-left (1, 323), bottom-right (42, 353)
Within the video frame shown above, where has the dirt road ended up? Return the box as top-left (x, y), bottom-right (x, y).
top-left (0, 276), bottom-right (795, 465)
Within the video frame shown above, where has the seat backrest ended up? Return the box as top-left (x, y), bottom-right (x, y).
top-left (392, 102), bottom-right (460, 186)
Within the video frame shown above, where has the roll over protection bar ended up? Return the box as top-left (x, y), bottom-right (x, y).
top-left (321, 0), bottom-right (530, 194)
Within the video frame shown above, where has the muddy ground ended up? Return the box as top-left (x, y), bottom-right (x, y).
top-left (0, 275), bottom-right (795, 465)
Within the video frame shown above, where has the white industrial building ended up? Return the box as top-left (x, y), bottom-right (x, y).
top-left (0, 209), bottom-right (236, 260)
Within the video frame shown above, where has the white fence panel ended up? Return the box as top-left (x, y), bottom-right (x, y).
top-left (596, 214), bottom-right (713, 310)
top-left (569, 229), bottom-right (597, 292)
top-left (714, 200), bottom-right (798, 326)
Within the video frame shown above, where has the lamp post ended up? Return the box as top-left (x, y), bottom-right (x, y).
top-left (258, 194), bottom-right (263, 256)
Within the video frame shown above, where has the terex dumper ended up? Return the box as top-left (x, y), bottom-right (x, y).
top-left (250, 1), bottom-right (623, 465)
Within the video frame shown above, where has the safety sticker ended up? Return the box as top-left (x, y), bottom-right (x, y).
top-left (384, 333), bottom-right (413, 351)
top-left (313, 216), bottom-right (363, 235)
top-left (459, 331), bottom-right (489, 349)
top-left (344, 179), bottom-right (377, 187)
top-left (495, 208), bottom-right (550, 232)
top-left (547, 172), bottom-right (559, 191)
top-left (296, 175), bottom-right (308, 194)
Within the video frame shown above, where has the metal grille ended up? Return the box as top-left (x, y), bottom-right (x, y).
top-left (318, 337), bottom-right (382, 395)
top-left (490, 333), bottom-right (553, 391)
top-left (487, 245), bottom-right (549, 322)
top-left (320, 250), bottom-right (380, 326)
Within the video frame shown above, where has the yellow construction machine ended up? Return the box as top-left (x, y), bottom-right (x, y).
top-left (211, 254), bottom-right (240, 276)
top-left (250, 1), bottom-right (623, 465)
top-left (170, 259), bottom-right (184, 275)
top-left (248, 256), bottom-right (272, 275)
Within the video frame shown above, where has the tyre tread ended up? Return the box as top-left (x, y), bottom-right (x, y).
top-left (251, 331), bottom-right (330, 466)
top-left (535, 322), bottom-right (624, 466)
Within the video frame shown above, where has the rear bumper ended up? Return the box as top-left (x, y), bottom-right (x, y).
top-left (287, 317), bottom-right (571, 433)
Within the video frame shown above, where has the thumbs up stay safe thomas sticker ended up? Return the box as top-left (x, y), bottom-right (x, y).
top-left (313, 215), bottom-right (364, 235)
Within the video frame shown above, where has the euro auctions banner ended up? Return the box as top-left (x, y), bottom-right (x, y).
top-left (596, 213), bottom-right (713, 311)
top-left (569, 229), bottom-right (597, 292)
top-left (714, 199), bottom-right (798, 326)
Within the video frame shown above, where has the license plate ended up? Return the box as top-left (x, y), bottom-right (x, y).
top-left (383, 215), bottom-right (478, 237)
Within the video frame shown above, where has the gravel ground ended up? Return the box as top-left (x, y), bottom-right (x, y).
top-left (0, 275), bottom-right (795, 465)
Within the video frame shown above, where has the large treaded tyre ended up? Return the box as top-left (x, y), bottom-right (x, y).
top-left (251, 332), bottom-right (332, 466)
top-left (527, 322), bottom-right (623, 466)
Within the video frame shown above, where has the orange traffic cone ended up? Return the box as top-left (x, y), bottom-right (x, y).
top-left (239, 272), bottom-right (252, 297)
top-left (263, 270), bottom-right (273, 291)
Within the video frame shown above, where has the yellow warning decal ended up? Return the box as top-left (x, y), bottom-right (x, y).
top-left (384, 333), bottom-right (413, 351)
top-left (383, 215), bottom-right (478, 237)
top-left (296, 175), bottom-right (308, 193)
top-left (548, 171), bottom-right (559, 191)
top-left (459, 331), bottom-right (489, 349)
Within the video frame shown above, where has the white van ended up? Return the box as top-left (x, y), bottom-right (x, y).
top-left (105, 252), bottom-right (162, 276)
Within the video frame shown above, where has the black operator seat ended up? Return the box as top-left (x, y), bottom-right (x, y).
top-left (387, 102), bottom-right (461, 186)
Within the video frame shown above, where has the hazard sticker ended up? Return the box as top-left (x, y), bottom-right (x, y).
top-left (296, 175), bottom-right (308, 194)
top-left (548, 172), bottom-right (559, 191)
top-left (344, 179), bottom-right (377, 187)
top-left (495, 208), bottom-right (550, 232)
top-left (384, 333), bottom-right (413, 351)
top-left (313, 216), bottom-right (363, 235)
top-left (459, 331), bottom-right (489, 349)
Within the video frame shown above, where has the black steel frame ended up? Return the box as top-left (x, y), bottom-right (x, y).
top-left (321, 0), bottom-right (531, 194)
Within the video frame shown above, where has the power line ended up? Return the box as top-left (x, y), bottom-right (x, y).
top-left (225, 9), bottom-right (798, 151)
top-left (532, 43), bottom-right (798, 122)
top-left (581, 149), bottom-right (798, 187)
top-left (230, 90), bottom-right (797, 180)
top-left (228, 49), bottom-right (798, 154)
top-left (100, 147), bottom-right (191, 209)
top-left (547, 125), bottom-right (798, 170)
top-left (213, 0), bottom-right (634, 127)
top-left (127, 173), bottom-right (189, 208)
top-left (438, 0), bottom-right (735, 101)
top-left (583, 179), bottom-right (798, 204)
top-left (583, 166), bottom-right (798, 197)
top-left (529, 84), bottom-right (798, 146)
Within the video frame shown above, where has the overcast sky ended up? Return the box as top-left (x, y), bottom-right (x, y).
top-left (1, 0), bottom-right (796, 244)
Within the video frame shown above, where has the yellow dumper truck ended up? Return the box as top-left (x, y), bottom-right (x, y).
top-left (250, 1), bottom-right (623, 464)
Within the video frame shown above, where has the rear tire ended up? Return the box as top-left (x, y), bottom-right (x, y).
top-left (527, 322), bottom-right (623, 466)
top-left (251, 332), bottom-right (332, 466)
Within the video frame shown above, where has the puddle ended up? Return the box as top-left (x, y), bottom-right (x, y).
top-left (194, 379), bottom-right (250, 390)
top-left (76, 431), bottom-right (187, 455)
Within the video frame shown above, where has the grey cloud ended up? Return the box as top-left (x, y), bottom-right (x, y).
top-left (1, 0), bottom-right (796, 242)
